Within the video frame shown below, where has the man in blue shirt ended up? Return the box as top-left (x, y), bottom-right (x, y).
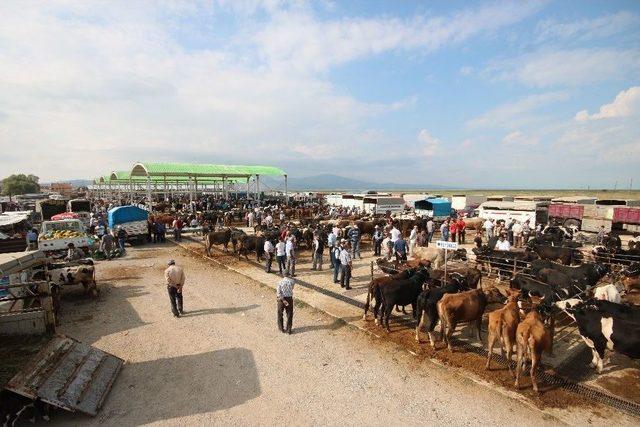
top-left (347, 223), bottom-right (361, 259)
top-left (394, 235), bottom-right (409, 262)
top-left (26, 228), bottom-right (38, 250)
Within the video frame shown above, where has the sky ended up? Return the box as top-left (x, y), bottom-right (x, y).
top-left (0, 0), bottom-right (639, 188)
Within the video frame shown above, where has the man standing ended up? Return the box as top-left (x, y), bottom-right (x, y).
top-left (332, 243), bottom-right (342, 284)
top-left (311, 233), bottom-right (324, 271)
top-left (426, 218), bottom-right (435, 243)
top-left (26, 228), bottom-right (38, 250)
top-left (327, 228), bottom-right (337, 268)
top-left (440, 219), bottom-right (450, 242)
top-left (522, 220), bottom-right (531, 245)
top-left (247, 210), bottom-right (255, 228)
top-left (339, 240), bottom-right (352, 290)
top-left (348, 223), bottom-right (361, 259)
top-left (390, 224), bottom-right (401, 243)
top-left (276, 273), bottom-right (295, 334)
top-left (100, 231), bottom-right (114, 260)
top-left (449, 219), bottom-right (457, 243)
top-left (483, 218), bottom-right (494, 241)
top-left (512, 221), bottom-right (523, 248)
top-left (495, 235), bottom-right (511, 251)
top-left (264, 238), bottom-right (275, 273)
top-left (117, 226), bottom-right (127, 252)
top-left (457, 218), bottom-right (466, 243)
top-left (409, 225), bottom-right (418, 257)
top-left (372, 225), bottom-right (383, 256)
top-left (275, 237), bottom-right (286, 275)
top-left (285, 236), bottom-right (296, 277)
top-left (394, 234), bottom-right (409, 262)
top-left (172, 217), bottom-right (183, 242)
top-left (165, 260), bottom-right (185, 318)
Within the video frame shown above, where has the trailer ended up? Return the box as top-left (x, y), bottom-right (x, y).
top-left (476, 200), bottom-right (548, 227)
top-left (108, 205), bottom-right (149, 244)
top-left (613, 206), bottom-right (640, 233)
top-left (362, 196), bottom-right (405, 215)
top-left (414, 198), bottom-right (452, 220)
top-left (450, 194), bottom-right (487, 211)
top-left (35, 199), bottom-right (67, 221)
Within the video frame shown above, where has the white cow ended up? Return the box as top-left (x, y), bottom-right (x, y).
top-left (593, 284), bottom-right (621, 303)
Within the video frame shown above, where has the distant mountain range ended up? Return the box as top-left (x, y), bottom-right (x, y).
top-left (264, 174), bottom-right (452, 191)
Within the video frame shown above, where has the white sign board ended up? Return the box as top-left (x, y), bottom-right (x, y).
top-left (436, 240), bottom-right (459, 250)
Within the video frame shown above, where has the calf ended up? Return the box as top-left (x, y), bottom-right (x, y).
top-left (363, 268), bottom-right (416, 321)
top-left (486, 289), bottom-right (521, 375)
top-left (236, 235), bottom-right (265, 261)
top-left (415, 274), bottom-right (465, 345)
top-left (528, 243), bottom-right (580, 266)
top-left (47, 263), bottom-right (97, 298)
top-left (437, 286), bottom-right (506, 351)
top-left (515, 297), bottom-right (551, 392)
top-left (378, 268), bottom-right (429, 331)
top-left (556, 298), bottom-right (640, 373)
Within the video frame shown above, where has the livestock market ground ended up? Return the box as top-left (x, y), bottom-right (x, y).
top-left (43, 235), bottom-right (639, 425)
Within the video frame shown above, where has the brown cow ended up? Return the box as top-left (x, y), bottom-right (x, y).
top-left (515, 296), bottom-right (551, 392)
top-left (204, 228), bottom-right (232, 256)
top-left (486, 289), bottom-right (521, 375)
top-left (412, 246), bottom-right (467, 269)
top-left (437, 286), bottom-right (506, 351)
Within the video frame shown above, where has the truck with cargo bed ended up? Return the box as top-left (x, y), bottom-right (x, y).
top-left (108, 205), bottom-right (149, 244)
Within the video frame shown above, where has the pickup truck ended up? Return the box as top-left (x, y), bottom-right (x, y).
top-left (38, 219), bottom-right (90, 254)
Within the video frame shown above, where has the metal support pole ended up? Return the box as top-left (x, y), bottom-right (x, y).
top-left (146, 176), bottom-right (152, 209)
top-left (246, 177), bottom-right (250, 201)
top-left (444, 248), bottom-right (448, 284)
top-left (189, 176), bottom-right (194, 209)
top-left (256, 174), bottom-right (260, 206)
top-left (284, 174), bottom-right (289, 205)
top-left (222, 176), bottom-right (227, 201)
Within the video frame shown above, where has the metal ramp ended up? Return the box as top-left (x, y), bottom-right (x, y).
top-left (5, 335), bottom-right (123, 416)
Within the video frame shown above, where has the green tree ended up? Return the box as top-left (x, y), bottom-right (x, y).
top-left (1, 174), bottom-right (41, 200)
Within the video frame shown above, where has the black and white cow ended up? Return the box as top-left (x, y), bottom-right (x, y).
top-left (555, 298), bottom-right (640, 373)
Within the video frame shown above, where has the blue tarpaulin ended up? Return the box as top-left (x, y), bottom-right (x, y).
top-left (414, 198), bottom-right (452, 218)
top-left (108, 206), bottom-right (148, 228)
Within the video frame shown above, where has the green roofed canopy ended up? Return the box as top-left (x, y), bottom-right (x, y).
top-left (130, 162), bottom-right (286, 178)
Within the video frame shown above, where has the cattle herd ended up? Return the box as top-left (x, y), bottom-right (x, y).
top-left (195, 204), bottom-right (639, 393)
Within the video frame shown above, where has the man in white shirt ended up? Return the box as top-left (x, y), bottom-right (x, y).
top-left (338, 240), bottom-right (353, 290)
top-left (483, 219), bottom-right (494, 240)
top-left (382, 234), bottom-right (393, 260)
top-left (409, 225), bottom-right (418, 257)
top-left (263, 239), bottom-right (275, 273)
top-left (327, 230), bottom-right (337, 268)
top-left (247, 211), bottom-right (255, 228)
top-left (275, 238), bottom-right (287, 275)
top-left (285, 238), bottom-right (296, 277)
top-left (495, 235), bottom-right (511, 251)
top-left (263, 214), bottom-right (273, 227)
top-left (512, 221), bottom-right (523, 248)
top-left (390, 226), bottom-right (401, 243)
top-left (426, 219), bottom-right (435, 242)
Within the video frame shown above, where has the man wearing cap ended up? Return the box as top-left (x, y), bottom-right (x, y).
top-left (65, 242), bottom-right (86, 261)
top-left (165, 259), bottom-right (185, 317)
top-left (276, 272), bottom-right (295, 334)
top-left (338, 239), bottom-right (353, 290)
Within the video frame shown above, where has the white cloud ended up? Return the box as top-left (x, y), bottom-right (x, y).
top-left (459, 66), bottom-right (474, 76)
top-left (574, 86), bottom-right (640, 121)
top-left (254, 1), bottom-right (546, 72)
top-left (535, 11), bottom-right (640, 42)
top-left (501, 131), bottom-right (539, 146)
top-left (467, 91), bottom-right (568, 130)
top-left (486, 48), bottom-right (640, 87)
top-left (417, 129), bottom-right (441, 157)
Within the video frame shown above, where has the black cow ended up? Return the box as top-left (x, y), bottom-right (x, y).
top-left (473, 245), bottom-right (537, 279)
top-left (592, 246), bottom-right (640, 266)
top-left (414, 273), bottom-right (464, 346)
top-left (556, 298), bottom-right (640, 373)
top-left (204, 228), bottom-right (232, 255)
top-left (377, 268), bottom-right (429, 331)
top-left (236, 235), bottom-right (265, 261)
top-left (531, 259), bottom-right (608, 289)
top-left (526, 241), bottom-right (582, 265)
top-left (510, 274), bottom-right (560, 303)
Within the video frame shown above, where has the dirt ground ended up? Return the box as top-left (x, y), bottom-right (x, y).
top-left (43, 241), bottom-right (639, 426)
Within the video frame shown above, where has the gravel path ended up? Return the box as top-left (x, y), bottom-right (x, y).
top-left (47, 243), bottom-right (623, 426)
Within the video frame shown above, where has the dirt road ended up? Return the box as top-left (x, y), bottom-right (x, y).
top-left (48, 243), bottom-right (622, 425)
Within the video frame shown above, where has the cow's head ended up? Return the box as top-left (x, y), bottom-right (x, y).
top-left (594, 263), bottom-right (609, 278)
top-left (555, 298), bottom-right (582, 313)
top-left (484, 286), bottom-right (506, 304)
top-left (452, 248), bottom-right (468, 261)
